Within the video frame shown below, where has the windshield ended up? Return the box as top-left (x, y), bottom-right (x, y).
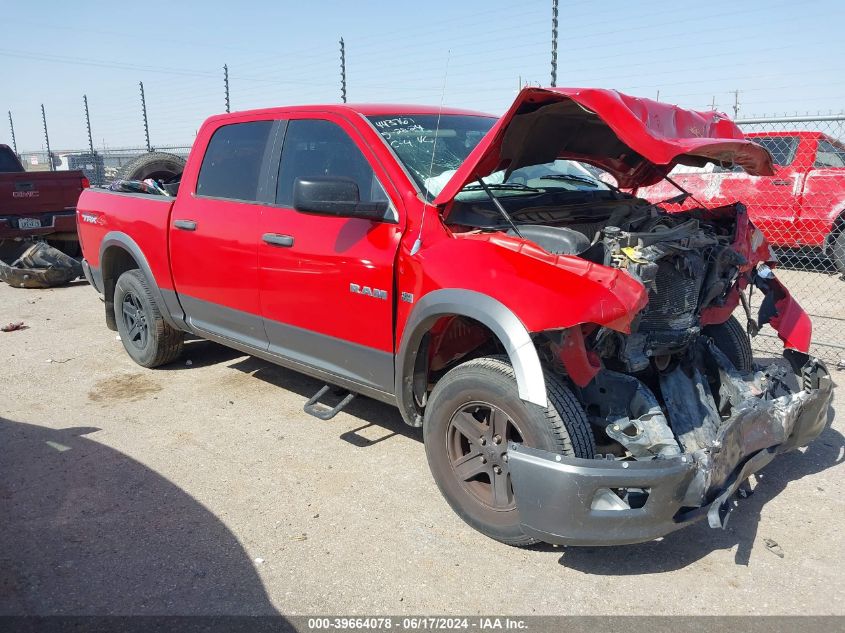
top-left (367, 114), bottom-right (496, 195)
top-left (367, 114), bottom-right (609, 199)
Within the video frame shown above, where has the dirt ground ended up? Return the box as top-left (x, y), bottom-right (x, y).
top-left (1, 280), bottom-right (843, 616)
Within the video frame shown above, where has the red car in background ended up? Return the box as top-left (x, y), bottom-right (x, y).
top-left (635, 131), bottom-right (845, 271)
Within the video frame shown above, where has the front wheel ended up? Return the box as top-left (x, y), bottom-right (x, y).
top-left (114, 269), bottom-right (184, 367)
top-left (423, 356), bottom-right (595, 546)
top-left (703, 315), bottom-right (753, 373)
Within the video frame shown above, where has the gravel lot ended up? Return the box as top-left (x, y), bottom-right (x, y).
top-left (1, 280), bottom-right (843, 616)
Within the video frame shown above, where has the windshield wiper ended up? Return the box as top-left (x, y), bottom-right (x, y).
top-left (461, 182), bottom-right (542, 193)
top-left (536, 173), bottom-right (600, 188)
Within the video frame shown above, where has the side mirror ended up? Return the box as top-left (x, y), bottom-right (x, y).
top-left (292, 177), bottom-right (388, 220)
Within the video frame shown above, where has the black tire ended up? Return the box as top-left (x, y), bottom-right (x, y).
top-left (114, 269), bottom-right (184, 368)
top-left (703, 315), bottom-right (753, 373)
top-left (423, 356), bottom-right (595, 546)
top-left (830, 228), bottom-right (845, 275)
top-left (115, 152), bottom-right (186, 183)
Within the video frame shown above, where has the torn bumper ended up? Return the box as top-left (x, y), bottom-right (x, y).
top-left (508, 358), bottom-right (833, 546)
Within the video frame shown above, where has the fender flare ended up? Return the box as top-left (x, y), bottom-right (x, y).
top-left (99, 231), bottom-right (184, 329)
top-left (395, 289), bottom-right (547, 427)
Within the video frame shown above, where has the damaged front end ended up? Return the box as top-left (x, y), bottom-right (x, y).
top-left (509, 205), bottom-right (834, 546)
top-left (509, 343), bottom-right (831, 546)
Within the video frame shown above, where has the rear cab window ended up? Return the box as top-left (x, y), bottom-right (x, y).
top-left (0, 147), bottom-right (23, 172)
top-left (196, 121), bottom-right (274, 202)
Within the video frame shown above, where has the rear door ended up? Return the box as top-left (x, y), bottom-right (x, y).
top-left (257, 114), bottom-right (403, 392)
top-left (169, 119), bottom-right (278, 349)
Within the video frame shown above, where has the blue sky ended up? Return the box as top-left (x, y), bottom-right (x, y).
top-left (2, 0), bottom-right (844, 150)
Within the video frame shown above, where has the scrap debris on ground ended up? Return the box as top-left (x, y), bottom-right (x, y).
top-left (0, 241), bottom-right (82, 289)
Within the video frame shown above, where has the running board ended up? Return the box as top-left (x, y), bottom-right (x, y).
top-left (303, 385), bottom-right (356, 420)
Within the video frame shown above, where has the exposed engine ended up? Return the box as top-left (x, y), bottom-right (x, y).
top-left (512, 201), bottom-right (798, 463)
top-left (584, 207), bottom-right (746, 372)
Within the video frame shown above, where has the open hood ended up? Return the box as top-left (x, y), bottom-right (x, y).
top-left (432, 87), bottom-right (774, 206)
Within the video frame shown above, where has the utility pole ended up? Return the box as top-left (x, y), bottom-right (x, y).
top-left (223, 64), bottom-right (230, 113)
top-left (41, 104), bottom-right (53, 171)
top-left (732, 90), bottom-right (740, 118)
top-left (655, 90), bottom-right (660, 102)
top-left (550, 0), bottom-right (558, 87)
top-left (7, 111), bottom-right (17, 156)
top-left (339, 38), bottom-right (347, 103)
top-left (83, 95), bottom-right (100, 185)
top-left (710, 96), bottom-right (716, 111)
top-left (139, 81), bottom-right (151, 152)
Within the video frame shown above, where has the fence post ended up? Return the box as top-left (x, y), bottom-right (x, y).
top-left (83, 94), bottom-right (101, 186)
top-left (339, 38), bottom-right (347, 103)
top-left (41, 104), bottom-right (53, 171)
top-left (7, 110), bottom-right (18, 156)
top-left (224, 64), bottom-right (230, 113)
top-left (139, 81), bottom-right (151, 152)
top-left (550, 0), bottom-right (558, 87)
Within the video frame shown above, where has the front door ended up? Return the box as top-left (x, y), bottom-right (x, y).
top-left (257, 115), bottom-right (403, 392)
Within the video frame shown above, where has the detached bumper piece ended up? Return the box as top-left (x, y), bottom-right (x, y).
top-left (509, 354), bottom-right (833, 546)
top-left (0, 241), bottom-right (82, 289)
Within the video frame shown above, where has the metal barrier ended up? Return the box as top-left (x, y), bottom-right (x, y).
top-left (17, 145), bottom-right (192, 186)
top-left (16, 115), bottom-right (845, 365)
top-left (732, 116), bottom-right (845, 365)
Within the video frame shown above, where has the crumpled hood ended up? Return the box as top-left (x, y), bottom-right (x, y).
top-left (433, 87), bottom-right (774, 205)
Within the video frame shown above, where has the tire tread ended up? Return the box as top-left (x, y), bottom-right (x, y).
top-left (118, 270), bottom-right (183, 367)
top-left (427, 355), bottom-right (594, 547)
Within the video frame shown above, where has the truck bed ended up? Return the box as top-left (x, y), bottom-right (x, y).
top-left (76, 188), bottom-right (176, 292)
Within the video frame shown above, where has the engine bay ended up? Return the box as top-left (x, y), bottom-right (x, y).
top-left (447, 192), bottom-right (827, 473)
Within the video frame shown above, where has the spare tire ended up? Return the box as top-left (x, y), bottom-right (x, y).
top-left (115, 152), bottom-right (186, 183)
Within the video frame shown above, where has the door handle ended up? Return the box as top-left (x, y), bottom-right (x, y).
top-left (173, 219), bottom-right (197, 231)
top-left (262, 233), bottom-right (294, 247)
top-left (771, 179), bottom-right (791, 186)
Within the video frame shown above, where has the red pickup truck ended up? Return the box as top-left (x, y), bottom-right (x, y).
top-left (1, 144), bottom-right (89, 254)
top-left (635, 131), bottom-right (845, 271)
top-left (77, 88), bottom-right (832, 547)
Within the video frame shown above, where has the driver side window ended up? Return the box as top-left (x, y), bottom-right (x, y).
top-left (276, 119), bottom-right (391, 215)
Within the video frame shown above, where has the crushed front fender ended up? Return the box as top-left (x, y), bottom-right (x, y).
top-left (508, 356), bottom-right (833, 547)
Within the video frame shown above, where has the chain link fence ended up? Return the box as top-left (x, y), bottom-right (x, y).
top-left (16, 145), bottom-right (192, 186)
top-left (638, 115), bottom-right (845, 365)
top-left (732, 116), bottom-right (845, 366)
top-left (15, 116), bottom-right (845, 365)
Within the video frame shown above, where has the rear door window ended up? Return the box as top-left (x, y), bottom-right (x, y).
top-left (196, 121), bottom-right (274, 201)
top-left (750, 136), bottom-right (799, 166)
top-left (814, 139), bottom-right (845, 168)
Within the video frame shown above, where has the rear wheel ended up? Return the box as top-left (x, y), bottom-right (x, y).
top-left (703, 315), bottom-right (754, 373)
top-left (423, 356), bottom-right (594, 546)
top-left (114, 269), bottom-right (184, 367)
